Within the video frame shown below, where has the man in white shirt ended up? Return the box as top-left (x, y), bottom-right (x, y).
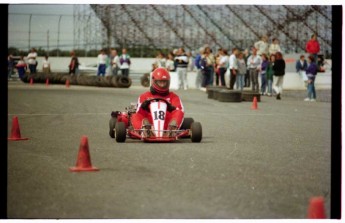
top-left (247, 47), bottom-right (262, 92)
top-left (97, 49), bottom-right (108, 77)
top-left (119, 48), bottom-right (131, 77)
top-left (228, 48), bottom-right (239, 90)
top-left (27, 48), bottom-right (37, 74)
top-left (110, 48), bottom-right (119, 75)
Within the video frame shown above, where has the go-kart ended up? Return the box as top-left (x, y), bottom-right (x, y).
top-left (109, 98), bottom-right (202, 143)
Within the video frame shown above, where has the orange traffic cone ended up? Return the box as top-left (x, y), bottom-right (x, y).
top-left (8, 116), bottom-right (29, 141)
top-left (251, 96), bottom-right (258, 110)
top-left (307, 196), bottom-right (326, 219)
top-left (45, 78), bottom-right (49, 86)
top-left (69, 136), bottom-right (99, 172)
top-left (30, 77), bottom-right (33, 85)
top-left (65, 79), bottom-right (70, 88)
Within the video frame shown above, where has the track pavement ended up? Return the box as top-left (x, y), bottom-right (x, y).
top-left (7, 82), bottom-right (331, 219)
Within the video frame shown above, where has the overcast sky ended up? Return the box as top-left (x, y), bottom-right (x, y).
top-left (8, 4), bottom-right (77, 50)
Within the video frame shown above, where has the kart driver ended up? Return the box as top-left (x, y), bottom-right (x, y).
top-left (131, 67), bottom-right (184, 133)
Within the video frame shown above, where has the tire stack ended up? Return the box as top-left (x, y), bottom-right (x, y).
top-left (20, 72), bottom-right (132, 88)
top-left (206, 86), bottom-right (261, 103)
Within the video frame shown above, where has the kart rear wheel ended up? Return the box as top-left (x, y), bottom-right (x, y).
top-left (109, 117), bottom-right (117, 138)
top-left (190, 122), bottom-right (202, 143)
top-left (115, 122), bottom-right (126, 143)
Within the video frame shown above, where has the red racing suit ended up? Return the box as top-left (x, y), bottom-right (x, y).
top-left (131, 91), bottom-right (184, 130)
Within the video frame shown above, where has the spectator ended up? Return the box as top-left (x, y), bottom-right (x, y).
top-left (155, 51), bottom-right (166, 68)
top-left (228, 48), bottom-right (239, 90)
top-left (110, 48), bottom-right (120, 75)
top-left (254, 35), bottom-right (269, 56)
top-left (15, 55), bottom-right (27, 80)
top-left (42, 55), bottom-right (51, 74)
top-left (266, 54), bottom-right (275, 97)
top-left (200, 46), bottom-right (215, 87)
top-left (243, 48), bottom-right (251, 87)
top-left (247, 47), bottom-right (261, 92)
top-left (194, 47), bottom-right (204, 89)
top-left (305, 34), bottom-right (320, 64)
top-left (187, 52), bottom-right (194, 72)
top-left (236, 52), bottom-right (246, 91)
top-left (27, 48), bottom-right (37, 74)
top-left (68, 50), bottom-right (79, 76)
top-left (172, 48), bottom-right (179, 72)
top-left (165, 52), bottom-right (175, 72)
top-left (175, 47), bottom-right (189, 90)
top-left (215, 48), bottom-right (222, 86)
top-left (268, 38), bottom-right (281, 55)
top-left (273, 52), bottom-right (286, 100)
top-left (97, 49), bottom-right (108, 77)
top-left (260, 54), bottom-right (269, 95)
top-left (8, 54), bottom-right (14, 80)
top-left (296, 54), bottom-right (308, 84)
top-left (218, 49), bottom-right (228, 87)
top-left (119, 48), bottom-right (131, 77)
top-left (304, 55), bottom-right (318, 102)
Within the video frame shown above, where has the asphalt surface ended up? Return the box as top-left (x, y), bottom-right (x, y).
top-left (7, 81), bottom-right (331, 219)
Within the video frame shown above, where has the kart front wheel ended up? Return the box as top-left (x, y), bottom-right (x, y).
top-left (190, 122), bottom-right (202, 143)
top-left (109, 117), bottom-right (117, 138)
top-left (115, 122), bottom-right (126, 143)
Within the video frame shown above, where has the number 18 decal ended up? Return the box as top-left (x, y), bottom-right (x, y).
top-left (153, 111), bottom-right (165, 120)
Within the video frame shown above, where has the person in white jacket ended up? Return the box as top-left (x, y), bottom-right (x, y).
top-left (269, 38), bottom-right (282, 56)
top-left (254, 35), bottom-right (269, 56)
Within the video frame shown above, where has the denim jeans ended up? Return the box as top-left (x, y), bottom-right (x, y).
top-left (97, 64), bottom-right (106, 76)
top-left (267, 79), bottom-right (273, 94)
top-left (261, 73), bottom-right (267, 94)
top-left (202, 69), bottom-right (211, 87)
top-left (236, 74), bottom-right (244, 90)
top-left (307, 79), bottom-right (316, 99)
top-left (29, 64), bottom-right (36, 74)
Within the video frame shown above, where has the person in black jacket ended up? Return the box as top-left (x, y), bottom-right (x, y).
top-left (272, 52), bottom-right (286, 100)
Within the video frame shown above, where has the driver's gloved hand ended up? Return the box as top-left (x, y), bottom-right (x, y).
top-left (140, 100), bottom-right (150, 111)
top-left (167, 103), bottom-right (176, 112)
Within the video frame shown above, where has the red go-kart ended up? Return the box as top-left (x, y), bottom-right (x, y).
top-left (109, 98), bottom-right (202, 143)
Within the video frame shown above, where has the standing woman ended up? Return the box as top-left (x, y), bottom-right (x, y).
top-left (304, 55), bottom-right (318, 102)
top-left (218, 49), bottom-right (228, 87)
top-left (273, 52), bottom-right (286, 100)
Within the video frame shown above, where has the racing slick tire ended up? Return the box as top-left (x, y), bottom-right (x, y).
top-left (140, 73), bottom-right (150, 87)
top-left (180, 117), bottom-right (194, 130)
top-left (109, 117), bottom-right (117, 138)
top-left (206, 86), bottom-right (225, 99)
top-left (115, 122), bottom-right (127, 143)
top-left (242, 91), bottom-right (261, 102)
top-left (180, 117), bottom-right (194, 138)
top-left (117, 76), bottom-right (132, 88)
top-left (110, 75), bottom-right (119, 87)
top-left (190, 122), bottom-right (202, 143)
top-left (217, 90), bottom-right (242, 102)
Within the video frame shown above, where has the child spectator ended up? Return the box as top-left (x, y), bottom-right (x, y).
top-left (266, 54), bottom-right (275, 97)
top-left (16, 56), bottom-right (27, 80)
top-left (236, 52), bottom-right (246, 90)
top-left (165, 52), bottom-right (175, 72)
top-left (42, 55), bottom-right (51, 74)
top-left (273, 52), bottom-right (286, 100)
top-left (120, 48), bottom-right (131, 77)
top-left (304, 55), bottom-right (318, 102)
top-left (260, 54), bottom-right (269, 95)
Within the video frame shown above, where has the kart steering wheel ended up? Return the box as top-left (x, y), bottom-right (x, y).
top-left (140, 98), bottom-right (175, 112)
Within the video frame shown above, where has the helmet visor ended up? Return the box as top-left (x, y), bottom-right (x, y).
top-left (154, 80), bottom-right (170, 89)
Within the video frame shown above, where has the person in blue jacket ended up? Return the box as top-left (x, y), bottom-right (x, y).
top-left (304, 55), bottom-right (318, 102)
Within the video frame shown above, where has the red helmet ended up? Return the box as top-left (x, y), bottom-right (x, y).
top-left (151, 67), bottom-right (170, 94)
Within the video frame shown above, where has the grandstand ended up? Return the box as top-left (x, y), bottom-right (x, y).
top-left (73, 5), bottom-right (332, 56)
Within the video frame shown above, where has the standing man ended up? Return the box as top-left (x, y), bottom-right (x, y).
top-left (69, 50), bottom-right (79, 76)
top-left (27, 48), bottom-right (37, 74)
top-left (194, 47), bottom-right (204, 89)
top-left (305, 34), bottom-right (320, 64)
top-left (247, 47), bottom-right (261, 92)
top-left (175, 47), bottom-right (189, 90)
top-left (110, 48), bottom-right (120, 75)
top-left (228, 48), bottom-right (239, 90)
top-left (119, 48), bottom-right (131, 77)
top-left (97, 49), bottom-right (108, 77)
